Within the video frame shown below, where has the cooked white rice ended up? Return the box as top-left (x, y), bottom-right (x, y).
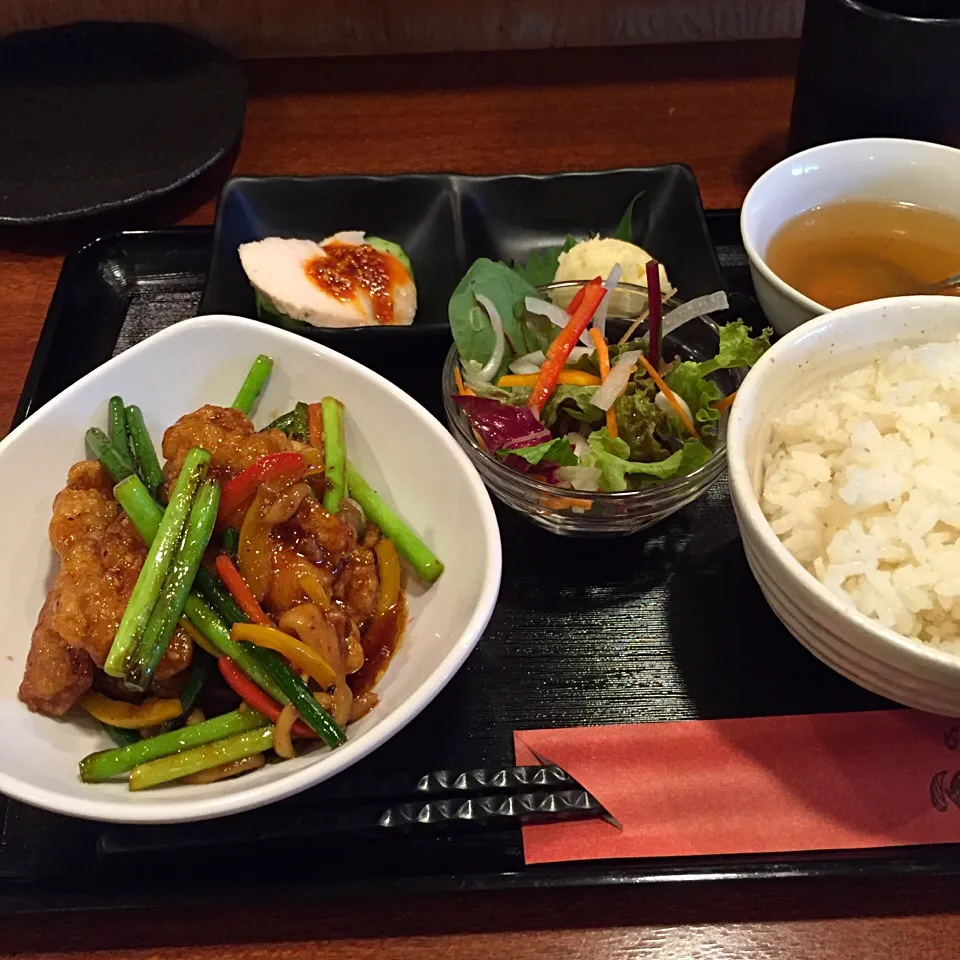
top-left (760, 336), bottom-right (960, 652)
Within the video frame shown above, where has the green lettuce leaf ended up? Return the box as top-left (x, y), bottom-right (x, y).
top-left (665, 320), bottom-right (771, 425)
top-left (585, 429), bottom-right (714, 492)
top-left (540, 384), bottom-right (605, 428)
top-left (664, 361), bottom-right (725, 426)
top-left (499, 436), bottom-right (578, 467)
top-left (511, 235), bottom-right (578, 287)
top-left (613, 390), bottom-right (671, 462)
top-left (467, 381), bottom-right (527, 404)
top-left (698, 320), bottom-right (772, 377)
top-left (448, 259), bottom-right (538, 374)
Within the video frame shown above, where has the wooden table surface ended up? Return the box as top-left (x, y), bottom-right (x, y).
top-left (2, 39), bottom-right (959, 959)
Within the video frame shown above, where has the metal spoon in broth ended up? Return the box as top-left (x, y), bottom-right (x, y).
top-left (925, 271), bottom-right (960, 296)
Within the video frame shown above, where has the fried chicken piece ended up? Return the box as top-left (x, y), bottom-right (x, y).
top-left (19, 590), bottom-right (94, 715)
top-left (20, 460), bottom-right (193, 717)
top-left (333, 547), bottom-right (380, 624)
top-left (292, 497), bottom-right (357, 565)
top-left (264, 539), bottom-right (335, 617)
top-left (161, 404), bottom-right (292, 495)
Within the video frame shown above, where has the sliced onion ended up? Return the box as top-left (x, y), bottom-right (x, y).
top-left (472, 293), bottom-right (506, 383)
top-left (558, 465), bottom-right (601, 492)
top-left (501, 427), bottom-right (552, 450)
top-left (661, 291), bottom-right (729, 337)
top-left (591, 263), bottom-right (623, 338)
top-left (655, 390), bottom-right (693, 422)
top-left (509, 349), bottom-right (546, 375)
top-left (590, 351), bottom-right (640, 412)
top-left (525, 296), bottom-right (593, 347)
top-left (509, 345), bottom-right (591, 375)
top-left (566, 432), bottom-right (590, 458)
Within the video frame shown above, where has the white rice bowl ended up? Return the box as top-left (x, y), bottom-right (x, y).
top-left (761, 335), bottom-right (960, 653)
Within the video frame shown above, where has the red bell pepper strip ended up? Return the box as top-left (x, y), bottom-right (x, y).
top-left (545, 285), bottom-right (590, 361)
top-left (217, 656), bottom-right (316, 738)
top-left (215, 554), bottom-right (273, 626)
top-left (529, 278), bottom-right (607, 414)
top-left (219, 451), bottom-right (305, 521)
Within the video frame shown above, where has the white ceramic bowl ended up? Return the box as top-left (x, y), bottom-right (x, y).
top-left (728, 295), bottom-right (960, 716)
top-left (741, 138), bottom-right (960, 336)
top-left (0, 315), bottom-right (501, 822)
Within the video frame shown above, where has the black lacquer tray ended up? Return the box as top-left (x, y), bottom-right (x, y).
top-left (3, 210), bottom-right (959, 919)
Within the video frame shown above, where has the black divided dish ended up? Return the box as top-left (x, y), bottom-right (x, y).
top-left (200, 168), bottom-right (721, 359)
top-left (3, 210), bottom-right (960, 920)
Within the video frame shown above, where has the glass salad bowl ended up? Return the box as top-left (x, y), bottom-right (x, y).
top-left (441, 282), bottom-right (745, 538)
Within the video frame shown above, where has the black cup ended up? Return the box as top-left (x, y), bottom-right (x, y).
top-left (789, 0), bottom-right (960, 152)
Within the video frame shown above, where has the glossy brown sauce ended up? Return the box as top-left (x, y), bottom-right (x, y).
top-left (349, 595), bottom-right (407, 697)
top-left (304, 242), bottom-right (404, 325)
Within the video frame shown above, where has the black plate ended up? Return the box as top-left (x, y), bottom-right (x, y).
top-left (5, 213), bottom-right (960, 921)
top-left (199, 166), bottom-right (722, 357)
top-left (0, 23), bottom-right (246, 225)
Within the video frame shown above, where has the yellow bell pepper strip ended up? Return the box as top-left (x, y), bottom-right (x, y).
top-left (236, 486), bottom-right (274, 605)
top-left (589, 327), bottom-right (618, 440)
top-left (178, 616), bottom-right (220, 657)
top-left (80, 692), bottom-right (183, 730)
top-left (215, 554), bottom-right (272, 626)
top-left (497, 371), bottom-right (601, 388)
top-left (528, 278), bottom-right (607, 415)
top-left (298, 572), bottom-right (331, 610)
top-left (637, 354), bottom-right (699, 438)
top-left (231, 623), bottom-right (338, 690)
top-left (374, 539), bottom-right (401, 617)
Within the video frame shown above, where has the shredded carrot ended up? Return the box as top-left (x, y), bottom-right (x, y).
top-left (307, 402), bottom-right (325, 448)
top-left (497, 371), bottom-right (601, 388)
top-left (273, 703), bottom-right (298, 760)
top-left (590, 328), bottom-right (618, 440)
top-left (454, 367), bottom-right (475, 397)
top-left (454, 366), bottom-right (487, 448)
top-left (541, 494), bottom-right (593, 511)
top-left (637, 353), bottom-right (698, 438)
top-left (713, 391), bottom-right (737, 412)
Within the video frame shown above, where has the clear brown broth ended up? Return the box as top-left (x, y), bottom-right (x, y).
top-left (765, 200), bottom-right (960, 310)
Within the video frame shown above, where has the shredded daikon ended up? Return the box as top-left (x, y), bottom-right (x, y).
top-left (591, 263), bottom-right (623, 338)
top-left (525, 296), bottom-right (593, 347)
top-left (590, 351), bottom-right (640, 411)
top-left (661, 291), bottom-right (729, 336)
top-left (655, 390), bottom-right (693, 422)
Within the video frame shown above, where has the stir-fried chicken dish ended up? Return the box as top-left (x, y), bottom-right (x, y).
top-left (19, 357), bottom-right (443, 790)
